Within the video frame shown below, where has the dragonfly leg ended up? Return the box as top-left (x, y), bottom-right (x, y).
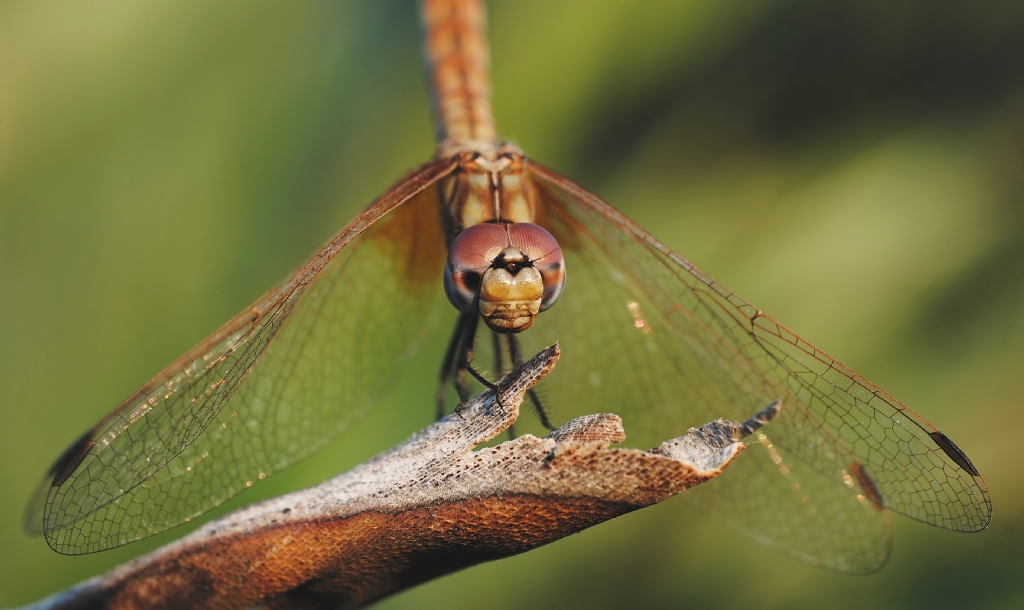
top-left (455, 313), bottom-right (510, 417)
top-left (507, 333), bottom-right (556, 430)
top-left (442, 313), bottom-right (513, 421)
top-left (491, 329), bottom-right (506, 377)
top-left (492, 330), bottom-right (515, 438)
top-left (465, 364), bottom-right (500, 395)
top-left (437, 313), bottom-right (468, 419)
top-left (447, 313), bottom-right (507, 419)
top-left (453, 314), bottom-right (477, 403)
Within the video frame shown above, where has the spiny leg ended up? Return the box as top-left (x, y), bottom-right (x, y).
top-left (507, 333), bottom-right (555, 430)
top-left (491, 329), bottom-right (505, 378)
top-left (456, 313), bottom-right (505, 409)
top-left (448, 313), bottom-right (507, 419)
top-left (454, 313), bottom-right (479, 403)
top-left (437, 313), bottom-right (471, 419)
top-left (491, 330), bottom-right (516, 439)
top-left (439, 313), bottom-right (513, 420)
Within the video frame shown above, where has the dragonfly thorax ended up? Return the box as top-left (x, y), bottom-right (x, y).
top-left (440, 146), bottom-right (536, 243)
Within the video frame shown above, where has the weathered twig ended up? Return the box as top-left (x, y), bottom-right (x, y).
top-left (24, 344), bottom-right (779, 610)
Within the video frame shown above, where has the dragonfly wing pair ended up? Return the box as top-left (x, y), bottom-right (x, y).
top-left (27, 156), bottom-right (991, 574)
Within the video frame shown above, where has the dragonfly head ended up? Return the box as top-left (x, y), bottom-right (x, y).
top-left (445, 222), bottom-right (565, 333)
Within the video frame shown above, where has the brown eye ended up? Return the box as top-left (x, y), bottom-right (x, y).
top-left (507, 223), bottom-right (566, 311)
top-left (444, 223), bottom-right (509, 313)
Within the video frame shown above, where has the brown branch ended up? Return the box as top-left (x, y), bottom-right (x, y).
top-left (27, 344), bottom-right (779, 610)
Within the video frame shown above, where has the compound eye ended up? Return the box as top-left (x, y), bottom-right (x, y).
top-left (507, 223), bottom-right (566, 311)
top-left (444, 224), bottom-right (509, 313)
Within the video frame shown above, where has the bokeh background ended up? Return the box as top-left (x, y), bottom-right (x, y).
top-left (2, 0), bottom-right (1023, 607)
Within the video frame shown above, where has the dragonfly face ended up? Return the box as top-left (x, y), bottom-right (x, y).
top-left (445, 222), bottom-right (565, 333)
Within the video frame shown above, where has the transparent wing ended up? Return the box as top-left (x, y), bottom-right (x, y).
top-left (517, 161), bottom-right (991, 573)
top-left (26, 158), bottom-right (456, 554)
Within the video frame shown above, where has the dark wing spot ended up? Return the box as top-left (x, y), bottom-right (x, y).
top-left (929, 430), bottom-right (980, 477)
top-left (49, 429), bottom-right (96, 488)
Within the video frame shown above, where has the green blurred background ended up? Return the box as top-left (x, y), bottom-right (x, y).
top-left (2, 0), bottom-right (1023, 607)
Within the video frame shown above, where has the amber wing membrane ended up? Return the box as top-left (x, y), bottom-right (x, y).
top-left (25, 159), bottom-right (455, 554)
top-left (519, 161), bottom-right (991, 573)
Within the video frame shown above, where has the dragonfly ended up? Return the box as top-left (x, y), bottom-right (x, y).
top-left (25, 0), bottom-right (991, 574)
